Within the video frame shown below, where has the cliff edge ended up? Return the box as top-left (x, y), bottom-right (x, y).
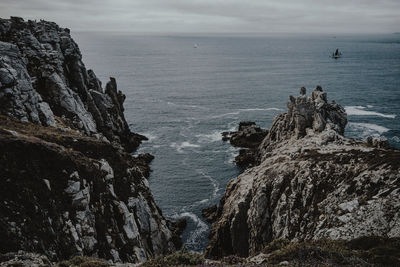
top-left (205, 86), bottom-right (400, 261)
top-left (0, 17), bottom-right (178, 263)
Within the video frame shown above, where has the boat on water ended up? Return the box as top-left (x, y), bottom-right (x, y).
top-left (331, 48), bottom-right (342, 58)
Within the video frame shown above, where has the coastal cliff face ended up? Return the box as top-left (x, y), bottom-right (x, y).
top-left (0, 17), bottom-right (177, 263)
top-left (0, 16), bottom-right (145, 152)
top-left (206, 87), bottom-right (400, 259)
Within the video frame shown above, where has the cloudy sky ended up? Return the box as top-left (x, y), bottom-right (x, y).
top-left (1, 0), bottom-right (399, 34)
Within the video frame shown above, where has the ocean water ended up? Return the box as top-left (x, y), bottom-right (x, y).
top-left (73, 33), bottom-right (400, 252)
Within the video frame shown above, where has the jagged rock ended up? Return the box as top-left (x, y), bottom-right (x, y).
top-left (167, 218), bottom-right (187, 249)
top-left (227, 121), bottom-right (268, 149)
top-left (222, 121), bottom-right (268, 169)
top-left (205, 88), bottom-right (400, 259)
top-left (259, 86), bottom-right (347, 159)
top-left (0, 17), bottom-right (145, 152)
top-left (136, 153), bottom-right (155, 165)
top-left (366, 136), bottom-right (389, 148)
top-left (0, 116), bottom-right (177, 263)
top-left (201, 205), bottom-right (219, 223)
top-left (234, 149), bottom-right (257, 168)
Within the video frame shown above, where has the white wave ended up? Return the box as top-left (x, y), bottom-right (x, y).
top-left (348, 122), bottom-right (390, 138)
top-left (141, 132), bottom-right (157, 142)
top-left (196, 130), bottom-right (223, 143)
top-left (172, 212), bottom-right (209, 247)
top-left (196, 169), bottom-right (220, 200)
top-left (224, 146), bottom-right (240, 165)
top-left (238, 107), bottom-right (283, 112)
top-left (170, 141), bottom-right (201, 153)
top-left (167, 101), bottom-right (208, 110)
top-left (345, 106), bottom-right (396, 118)
top-left (209, 111), bottom-right (240, 119)
top-left (392, 136), bottom-right (400, 143)
top-left (209, 107), bottom-right (282, 119)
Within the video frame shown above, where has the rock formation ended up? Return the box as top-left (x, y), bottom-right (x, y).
top-left (0, 17), bottom-right (178, 264)
top-left (206, 86), bottom-right (400, 260)
top-left (0, 16), bottom-right (145, 153)
top-left (221, 121), bottom-right (268, 168)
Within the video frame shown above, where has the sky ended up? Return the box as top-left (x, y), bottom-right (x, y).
top-left (0, 0), bottom-right (399, 34)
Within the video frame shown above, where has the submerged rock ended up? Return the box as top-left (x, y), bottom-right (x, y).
top-left (206, 87), bottom-right (400, 260)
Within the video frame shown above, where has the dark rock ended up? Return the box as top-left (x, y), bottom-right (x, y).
top-left (0, 116), bottom-right (177, 263)
top-left (221, 121), bottom-right (267, 169)
top-left (234, 149), bottom-right (257, 168)
top-left (136, 153), bottom-right (155, 165)
top-left (221, 131), bottom-right (231, 142)
top-left (201, 205), bottom-right (219, 223)
top-left (230, 122), bottom-right (268, 149)
top-left (0, 17), bottom-right (179, 264)
top-left (167, 218), bottom-right (187, 249)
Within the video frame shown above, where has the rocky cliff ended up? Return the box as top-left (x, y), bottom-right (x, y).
top-left (0, 16), bottom-right (145, 152)
top-left (0, 17), bottom-right (178, 263)
top-left (205, 86), bottom-right (400, 261)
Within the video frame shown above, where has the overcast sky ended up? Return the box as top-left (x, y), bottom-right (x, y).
top-left (1, 0), bottom-right (399, 34)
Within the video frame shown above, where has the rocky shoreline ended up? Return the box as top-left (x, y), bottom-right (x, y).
top-left (1, 16), bottom-right (400, 267)
top-left (205, 86), bottom-right (400, 265)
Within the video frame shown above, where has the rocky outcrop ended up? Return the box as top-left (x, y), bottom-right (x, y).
top-left (222, 121), bottom-right (268, 168)
top-left (0, 17), bottom-right (178, 264)
top-left (206, 86), bottom-right (400, 260)
top-left (0, 116), bottom-right (176, 263)
top-left (222, 121), bottom-right (268, 149)
top-left (0, 17), bottom-right (145, 152)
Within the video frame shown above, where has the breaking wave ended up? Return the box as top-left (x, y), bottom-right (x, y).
top-left (345, 106), bottom-right (396, 118)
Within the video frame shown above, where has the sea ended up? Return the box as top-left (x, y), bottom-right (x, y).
top-left (73, 33), bottom-right (400, 252)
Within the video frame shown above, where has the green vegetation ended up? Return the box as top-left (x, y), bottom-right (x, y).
top-left (142, 248), bottom-right (204, 267)
top-left (57, 256), bottom-right (110, 267)
top-left (262, 236), bottom-right (400, 266)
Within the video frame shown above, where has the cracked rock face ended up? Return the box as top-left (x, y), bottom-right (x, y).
top-left (0, 116), bottom-right (176, 263)
top-left (0, 17), bottom-right (177, 264)
top-left (0, 17), bottom-right (145, 152)
top-left (205, 87), bottom-right (400, 259)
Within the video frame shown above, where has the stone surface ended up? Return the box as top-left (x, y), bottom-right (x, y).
top-left (205, 87), bottom-right (400, 259)
top-left (0, 116), bottom-right (177, 263)
top-left (201, 205), bottom-right (219, 224)
top-left (221, 121), bottom-right (268, 168)
top-left (0, 17), bottom-right (179, 264)
top-left (0, 17), bottom-right (145, 152)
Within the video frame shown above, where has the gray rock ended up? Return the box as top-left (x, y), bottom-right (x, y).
top-left (0, 17), bottom-right (145, 152)
top-left (205, 88), bottom-right (400, 259)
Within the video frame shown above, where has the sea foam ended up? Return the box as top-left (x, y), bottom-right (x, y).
top-left (348, 122), bottom-right (390, 138)
top-left (345, 106), bottom-right (396, 118)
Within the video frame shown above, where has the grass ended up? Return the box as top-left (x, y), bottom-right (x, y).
top-left (57, 256), bottom-right (110, 267)
top-left (262, 237), bottom-right (400, 266)
top-left (141, 248), bottom-right (204, 267)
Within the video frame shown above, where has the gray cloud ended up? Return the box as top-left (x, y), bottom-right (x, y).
top-left (0, 0), bottom-right (399, 33)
